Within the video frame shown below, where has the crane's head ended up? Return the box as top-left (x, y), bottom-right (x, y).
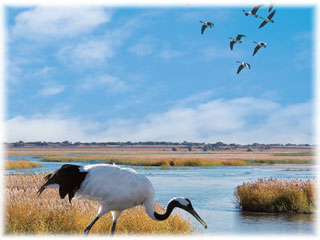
top-left (170, 197), bottom-right (207, 229)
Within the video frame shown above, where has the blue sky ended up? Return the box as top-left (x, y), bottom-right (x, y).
top-left (4, 4), bottom-right (315, 144)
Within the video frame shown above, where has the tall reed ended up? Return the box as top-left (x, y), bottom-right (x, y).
top-left (5, 160), bottom-right (42, 170)
top-left (235, 178), bottom-right (315, 213)
top-left (5, 174), bottom-right (192, 235)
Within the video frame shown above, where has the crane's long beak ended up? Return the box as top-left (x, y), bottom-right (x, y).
top-left (187, 208), bottom-right (207, 229)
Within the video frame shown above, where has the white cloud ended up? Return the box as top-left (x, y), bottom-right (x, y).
top-left (12, 7), bottom-right (111, 40)
top-left (5, 115), bottom-right (99, 142)
top-left (174, 91), bottom-right (215, 107)
top-left (57, 39), bottom-right (115, 66)
top-left (34, 66), bottom-right (55, 78)
top-left (38, 83), bottom-right (65, 96)
top-left (101, 98), bottom-right (313, 144)
top-left (57, 17), bottom-right (139, 67)
top-left (5, 98), bottom-right (313, 144)
top-left (78, 74), bottom-right (126, 94)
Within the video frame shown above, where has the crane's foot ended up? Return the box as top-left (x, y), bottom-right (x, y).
top-left (84, 228), bottom-right (90, 235)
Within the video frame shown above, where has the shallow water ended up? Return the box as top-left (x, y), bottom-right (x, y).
top-left (5, 156), bottom-right (316, 235)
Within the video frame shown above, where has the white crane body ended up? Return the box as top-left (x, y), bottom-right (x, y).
top-left (76, 164), bottom-right (154, 213)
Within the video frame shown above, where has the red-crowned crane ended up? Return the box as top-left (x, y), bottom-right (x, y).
top-left (200, 21), bottom-right (214, 35)
top-left (37, 164), bottom-right (207, 235)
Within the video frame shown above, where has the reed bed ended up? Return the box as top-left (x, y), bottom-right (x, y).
top-left (5, 160), bottom-right (42, 170)
top-left (39, 154), bottom-right (313, 167)
top-left (235, 178), bottom-right (315, 213)
top-left (40, 155), bottom-right (251, 167)
top-left (5, 174), bottom-right (192, 235)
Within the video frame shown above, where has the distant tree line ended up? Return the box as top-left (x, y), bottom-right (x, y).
top-left (6, 140), bottom-right (312, 149)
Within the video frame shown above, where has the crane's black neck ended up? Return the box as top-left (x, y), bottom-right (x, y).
top-left (153, 200), bottom-right (180, 221)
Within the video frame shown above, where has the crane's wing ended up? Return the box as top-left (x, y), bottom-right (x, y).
top-left (230, 41), bottom-right (235, 50)
top-left (251, 4), bottom-right (263, 14)
top-left (268, 10), bottom-right (276, 19)
top-left (236, 34), bottom-right (246, 40)
top-left (201, 25), bottom-right (207, 34)
top-left (259, 20), bottom-right (267, 29)
top-left (253, 45), bottom-right (261, 56)
top-left (237, 65), bottom-right (244, 74)
top-left (269, 4), bottom-right (274, 12)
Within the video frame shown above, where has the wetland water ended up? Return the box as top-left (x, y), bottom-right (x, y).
top-left (5, 156), bottom-right (316, 235)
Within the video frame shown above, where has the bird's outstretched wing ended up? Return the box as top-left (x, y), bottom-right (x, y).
top-left (237, 65), bottom-right (244, 74)
top-left (268, 10), bottom-right (276, 19)
top-left (259, 20), bottom-right (267, 29)
top-left (247, 63), bottom-right (251, 69)
top-left (251, 4), bottom-right (263, 14)
top-left (269, 4), bottom-right (274, 12)
top-left (253, 45), bottom-right (261, 56)
top-left (236, 34), bottom-right (246, 40)
top-left (201, 25), bottom-right (207, 35)
top-left (230, 41), bottom-right (235, 50)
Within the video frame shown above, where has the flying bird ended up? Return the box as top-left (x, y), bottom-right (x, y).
top-left (37, 164), bottom-right (207, 235)
top-left (229, 34), bottom-right (246, 50)
top-left (252, 41), bottom-right (267, 56)
top-left (200, 21), bottom-right (214, 35)
top-left (269, 4), bottom-right (275, 12)
top-left (242, 4), bottom-right (263, 18)
top-left (259, 10), bottom-right (276, 29)
top-left (236, 61), bottom-right (251, 74)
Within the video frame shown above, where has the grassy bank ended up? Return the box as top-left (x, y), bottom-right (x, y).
top-left (235, 178), bottom-right (315, 213)
top-left (5, 160), bottom-right (42, 170)
top-left (5, 174), bottom-right (192, 235)
top-left (39, 155), bottom-right (251, 167)
top-left (39, 154), bottom-right (314, 167)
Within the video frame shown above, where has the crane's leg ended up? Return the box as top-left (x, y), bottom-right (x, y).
top-left (110, 211), bottom-right (122, 235)
top-left (84, 205), bottom-right (109, 235)
top-left (110, 220), bottom-right (117, 235)
top-left (84, 216), bottom-right (100, 235)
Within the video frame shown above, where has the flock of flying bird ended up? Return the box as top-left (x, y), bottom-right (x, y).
top-left (200, 4), bottom-right (276, 74)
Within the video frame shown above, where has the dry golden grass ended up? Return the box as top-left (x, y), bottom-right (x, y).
top-left (5, 174), bottom-right (192, 235)
top-left (235, 178), bottom-right (315, 213)
top-left (39, 154), bottom-right (252, 167)
top-left (5, 160), bottom-right (42, 170)
top-left (6, 147), bottom-right (315, 167)
top-left (39, 153), bottom-right (313, 167)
